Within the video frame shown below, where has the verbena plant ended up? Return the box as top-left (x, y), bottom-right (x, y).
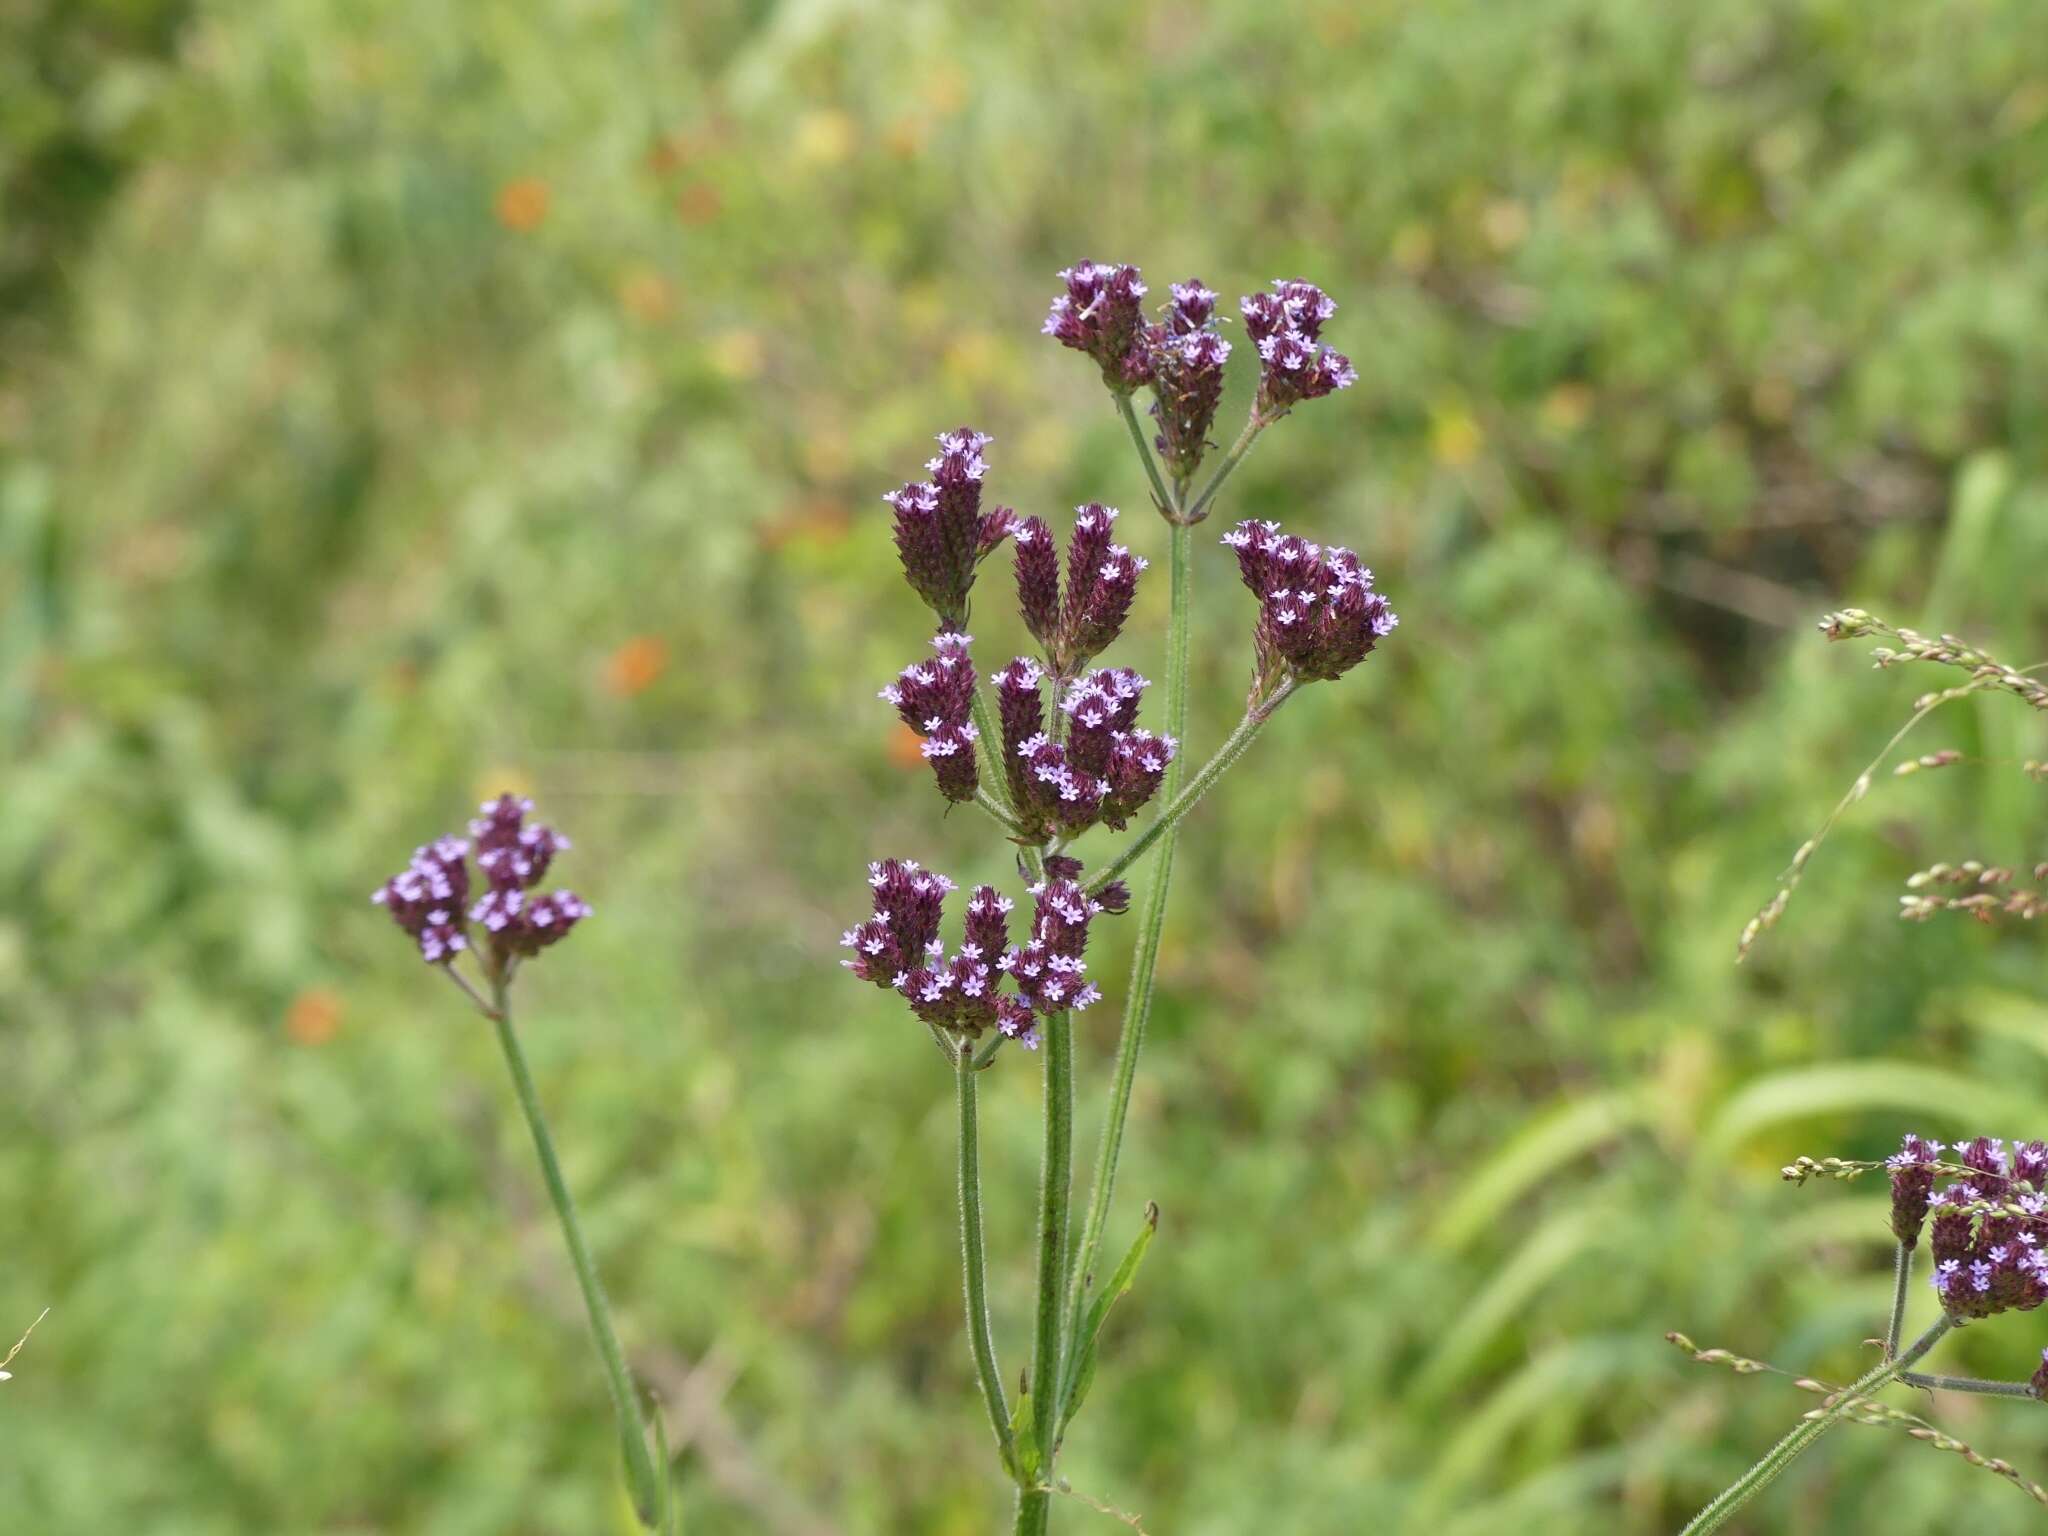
top-left (362, 263), bottom-right (1394, 1534)
top-left (1681, 611), bottom-right (2048, 1533)
top-left (838, 264), bottom-right (1392, 1532)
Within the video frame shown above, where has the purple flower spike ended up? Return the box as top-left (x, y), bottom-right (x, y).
top-left (885, 428), bottom-right (1013, 628)
top-left (1223, 518), bottom-right (1398, 693)
top-left (1148, 278), bottom-right (1232, 481)
top-left (1239, 279), bottom-right (1355, 421)
top-left (1002, 876), bottom-right (1104, 1017)
top-left (993, 657), bottom-right (1047, 820)
top-left (1044, 262), bottom-right (1153, 392)
top-left (374, 797), bottom-right (588, 974)
top-left (1886, 1133), bottom-right (1944, 1248)
top-left (1009, 505), bottom-right (1148, 677)
top-left (881, 634), bottom-right (981, 805)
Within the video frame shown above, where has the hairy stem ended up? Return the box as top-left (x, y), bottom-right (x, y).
top-left (972, 685), bottom-right (1018, 819)
top-left (1113, 391), bottom-right (1176, 522)
top-left (1679, 1317), bottom-right (1954, 1536)
top-left (1060, 521), bottom-right (1195, 1417)
top-left (488, 977), bottom-right (665, 1528)
top-left (1885, 1241), bottom-right (1911, 1359)
top-left (1185, 415), bottom-right (1267, 524)
top-left (956, 1046), bottom-right (1016, 1474)
top-left (1085, 676), bottom-right (1298, 898)
top-left (1898, 1369), bottom-right (2039, 1398)
top-left (1015, 1008), bottom-right (1075, 1533)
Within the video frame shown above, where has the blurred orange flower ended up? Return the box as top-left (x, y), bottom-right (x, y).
top-left (605, 635), bottom-right (669, 697)
top-left (886, 721), bottom-right (926, 770)
top-left (675, 182), bottom-right (722, 226)
top-left (618, 268), bottom-right (674, 322)
top-left (495, 177), bottom-right (550, 232)
top-left (285, 988), bottom-right (344, 1046)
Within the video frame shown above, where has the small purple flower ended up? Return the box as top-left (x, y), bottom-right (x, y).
top-left (1003, 875), bottom-right (1104, 1017)
top-left (1238, 279), bottom-right (1354, 421)
top-left (1003, 670), bottom-right (1174, 843)
top-left (1148, 279), bottom-right (1231, 481)
top-left (881, 634), bottom-right (981, 805)
top-left (1044, 262), bottom-right (1153, 392)
top-left (1009, 504), bottom-right (1147, 676)
top-left (1224, 518), bottom-right (1398, 691)
top-left (373, 796), bottom-right (588, 972)
top-left (884, 429), bottom-right (1015, 629)
top-left (1886, 1133), bottom-right (1943, 1247)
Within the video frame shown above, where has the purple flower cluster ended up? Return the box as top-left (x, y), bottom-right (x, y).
top-left (884, 429), bottom-right (1015, 630)
top-left (372, 795), bottom-right (588, 970)
top-left (1012, 503), bottom-right (1147, 676)
top-left (840, 858), bottom-right (1114, 1049)
top-left (1893, 1134), bottom-right (2048, 1321)
top-left (994, 661), bottom-right (1176, 843)
top-left (1043, 263), bottom-right (1154, 392)
top-left (1147, 281), bottom-right (1232, 481)
top-left (1240, 279), bottom-right (1356, 420)
top-left (1224, 518), bottom-right (1398, 689)
top-left (881, 633), bottom-right (981, 804)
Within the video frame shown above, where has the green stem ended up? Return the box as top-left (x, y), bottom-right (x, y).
top-left (488, 978), bottom-right (665, 1529)
top-left (1898, 1369), bottom-right (2038, 1398)
top-left (1085, 677), bottom-right (1298, 899)
top-left (1014, 1486), bottom-right (1051, 1535)
top-left (1028, 1010), bottom-right (1075, 1475)
top-left (1884, 1241), bottom-right (1911, 1359)
top-left (956, 1047), bottom-right (1017, 1474)
top-left (1060, 522), bottom-right (1195, 1414)
top-left (1679, 1316), bottom-right (1954, 1536)
top-left (1185, 414), bottom-right (1268, 524)
top-left (972, 684), bottom-right (1018, 819)
top-left (1113, 391), bottom-right (1176, 521)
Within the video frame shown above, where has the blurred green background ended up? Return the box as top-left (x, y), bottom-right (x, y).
top-left (7, 0), bottom-right (2048, 1530)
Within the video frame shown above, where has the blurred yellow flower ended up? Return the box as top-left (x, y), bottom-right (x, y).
top-left (1429, 405), bottom-right (1484, 467)
top-left (942, 331), bottom-right (1002, 387)
top-left (494, 177), bottom-right (550, 232)
top-left (708, 330), bottom-right (766, 380)
top-left (1389, 222), bottom-right (1435, 274)
top-left (1541, 382), bottom-right (1593, 432)
top-left (793, 109), bottom-right (858, 168)
top-left (923, 63), bottom-right (968, 117)
top-left (1481, 198), bottom-right (1529, 252)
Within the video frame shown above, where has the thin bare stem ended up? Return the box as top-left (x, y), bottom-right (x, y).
top-left (1885, 1241), bottom-right (1911, 1359)
top-left (1184, 415), bottom-right (1266, 524)
top-left (489, 974), bottom-right (666, 1529)
top-left (1112, 392), bottom-right (1175, 522)
top-left (956, 1047), bottom-right (1017, 1475)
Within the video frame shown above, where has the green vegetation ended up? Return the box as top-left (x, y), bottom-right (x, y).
top-left (6, 0), bottom-right (2048, 1529)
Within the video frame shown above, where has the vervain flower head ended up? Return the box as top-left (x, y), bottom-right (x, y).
top-left (995, 664), bottom-right (1176, 842)
top-left (372, 795), bottom-right (588, 971)
top-left (881, 633), bottom-right (981, 804)
top-left (1887, 1133), bottom-right (1943, 1247)
top-left (1011, 504), bottom-right (1146, 676)
top-left (1044, 262), bottom-right (1154, 392)
top-left (1223, 518), bottom-right (1398, 693)
top-left (842, 860), bottom-right (1122, 1051)
top-left (884, 428), bottom-right (1015, 629)
top-left (1917, 1133), bottom-right (2048, 1321)
top-left (1148, 280), bottom-right (1231, 482)
top-left (1238, 279), bottom-right (1355, 421)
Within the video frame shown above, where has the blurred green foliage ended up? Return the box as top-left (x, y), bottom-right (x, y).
top-left (5, 0), bottom-right (2048, 1530)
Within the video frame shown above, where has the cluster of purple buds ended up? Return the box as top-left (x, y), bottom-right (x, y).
top-left (1240, 279), bottom-right (1356, 420)
top-left (372, 795), bottom-right (588, 971)
top-left (994, 661), bottom-right (1176, 843)
top-left (840, 857), bottom-right (1125, 1050)
top-left (1012, 503), bottom-right (1147, 676)
top-left (1891, 1134), bottom-right (2048, 1321)
top-left (1146, 281), bottom-right (1232, 482)
top-left (883, 429), bottom-right (1015, 630)
top-left (1043, 263), bottom-right (1153, 392)
top-left (1225, 518), bottom-right (1398, 693)
top-left (881, 633), bottom-right (981, 804)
